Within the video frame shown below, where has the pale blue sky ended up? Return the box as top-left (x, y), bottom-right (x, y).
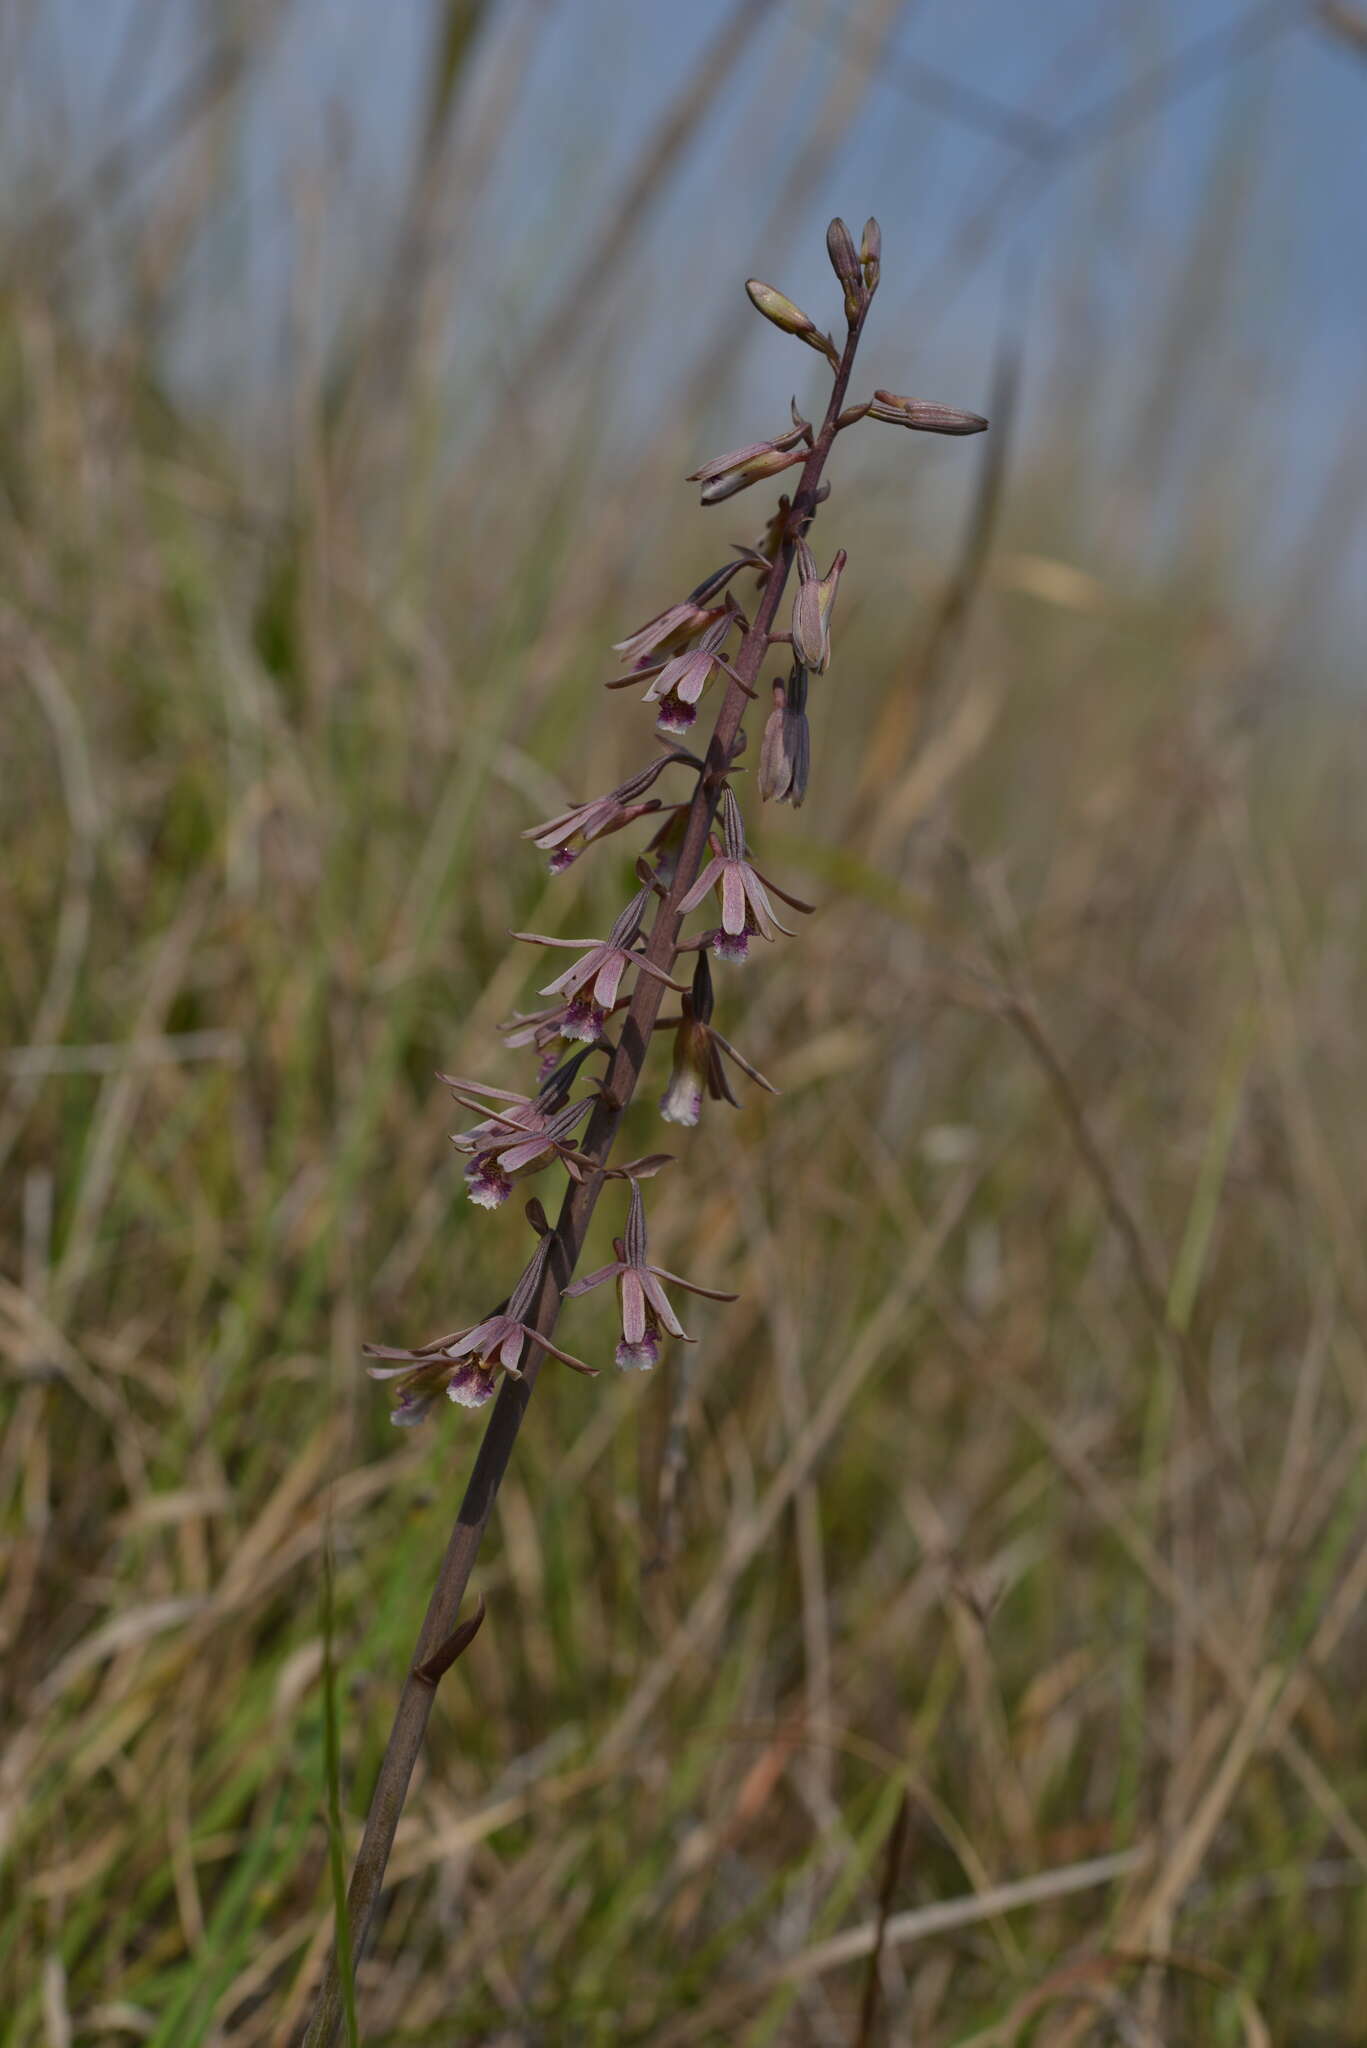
top-left (3, 0), bottom-right (1364, 663)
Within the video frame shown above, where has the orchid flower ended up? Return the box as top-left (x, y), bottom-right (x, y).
top-left (564, 1181), bottom-right (736, 1369)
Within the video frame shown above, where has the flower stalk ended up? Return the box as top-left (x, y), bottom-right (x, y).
top-left (304, 219), bottom-right (985, 2045)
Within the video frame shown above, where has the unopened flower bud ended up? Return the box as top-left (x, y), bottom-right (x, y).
top-left (745, 279), bottom-right (840, 368)
top-left (826, 216), bottom-right (860, 286)
top-left (688, 423), bottom-right (808, 505)
top-left (758, 666), bottom-right (810, 808)
top-left (860, 217), bottom-right (882, 290)
top-left (826, 216), bottom-right (863, 322)
top-left (791, 543), bottom-right (847, 674)
top-left (869, 390), bottom-right (988, 435)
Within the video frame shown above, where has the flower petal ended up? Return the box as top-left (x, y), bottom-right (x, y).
top-left (639, 1267), bottom-right (688, 1339)
top-left (522, 1328), bottom-right (599, 1375)
top-left (496, 1135), bottom-right (554, 1174)
top-left (619, 1268), bottom-right (647, 1346)
top-left (498, 1322), bottom-right (526, 1370)
top-left (564, 1261), bottom-right (626, 1296)
top-left (541, 949), bottom-right (602, 998)
top-left (720, 862), bottom-right (747, 935)
top-left (648, 1264), bottom-right (739, 1303)
top-left (592, 948), bottom-right (629, 1010)
top-left (676, 857), bottom-right (722, 917)
top-left (448, 1316), bottom-right (502, 1358)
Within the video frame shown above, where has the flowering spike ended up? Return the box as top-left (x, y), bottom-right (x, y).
top-left (345, 225), bottom-right (995, 1975)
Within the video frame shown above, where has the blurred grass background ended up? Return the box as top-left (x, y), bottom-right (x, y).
top-left (3, 2), bottom-right (1367, 2041)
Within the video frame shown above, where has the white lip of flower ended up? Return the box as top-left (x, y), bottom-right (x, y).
top-left (560, 999), bottom-right (607, 1043)
top-left (655, 979), bottom-right (777, 1124)
top-left (563, 1182), bottom-right (737, 1372)
top-left (659, 1069), bottom-right (704, 1127)
top-left (465, 1156), bottom-right (512, 1208)
top-left (616, 1328), bottom-right (661, 1371)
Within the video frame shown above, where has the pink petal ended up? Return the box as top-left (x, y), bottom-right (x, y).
top-left (498, 1323), bottom-right (526, 1370)
top-left (592, 948), bottom-right (630, 1010)
top-left (437, 1075), bottom-right (531, 1103)
top-left (675, 653), bottom-right (713, 705)
top-left (497, 1135), bottom-right (552, 1174)
top-left (524, 1330), bottom-right (598, 1374)
top-left (742, 868), bottom-right (791, 938)
top-left (449, 1317), bottom-right (501, 1358)
top-left (676, 857), bottom-right (721, 917)
top-left (541, 947), bottom-right (602, 998)
top-left (639, 1268), bottom-right (687, 1339)
top-left (619, 1268), bottom-right (647, 1347)
top-left (564, 1261), bottom-right (626, 1296)
top-left (648, 1264), bottom-right (738, 1303)
top-left (720, 862), bottom-right (747, 935)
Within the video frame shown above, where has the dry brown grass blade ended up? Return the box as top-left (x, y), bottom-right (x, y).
top-left (657, 1849), bottom-right (1148, 2047)
top-left (976, 1944), bottom-right (1272, 2048)
top-left (853, 1789), bottom-right (913, 2048)
top-left (996, 1370), bottom-right (1367, 1872)
top-left (0, 628), bottom-right (99, 1176)
top-left (597, 1162), bottom-right (983, 1766)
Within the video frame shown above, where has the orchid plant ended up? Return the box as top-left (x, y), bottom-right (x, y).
top-left (307, 217), bottom-right (987, 2044)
